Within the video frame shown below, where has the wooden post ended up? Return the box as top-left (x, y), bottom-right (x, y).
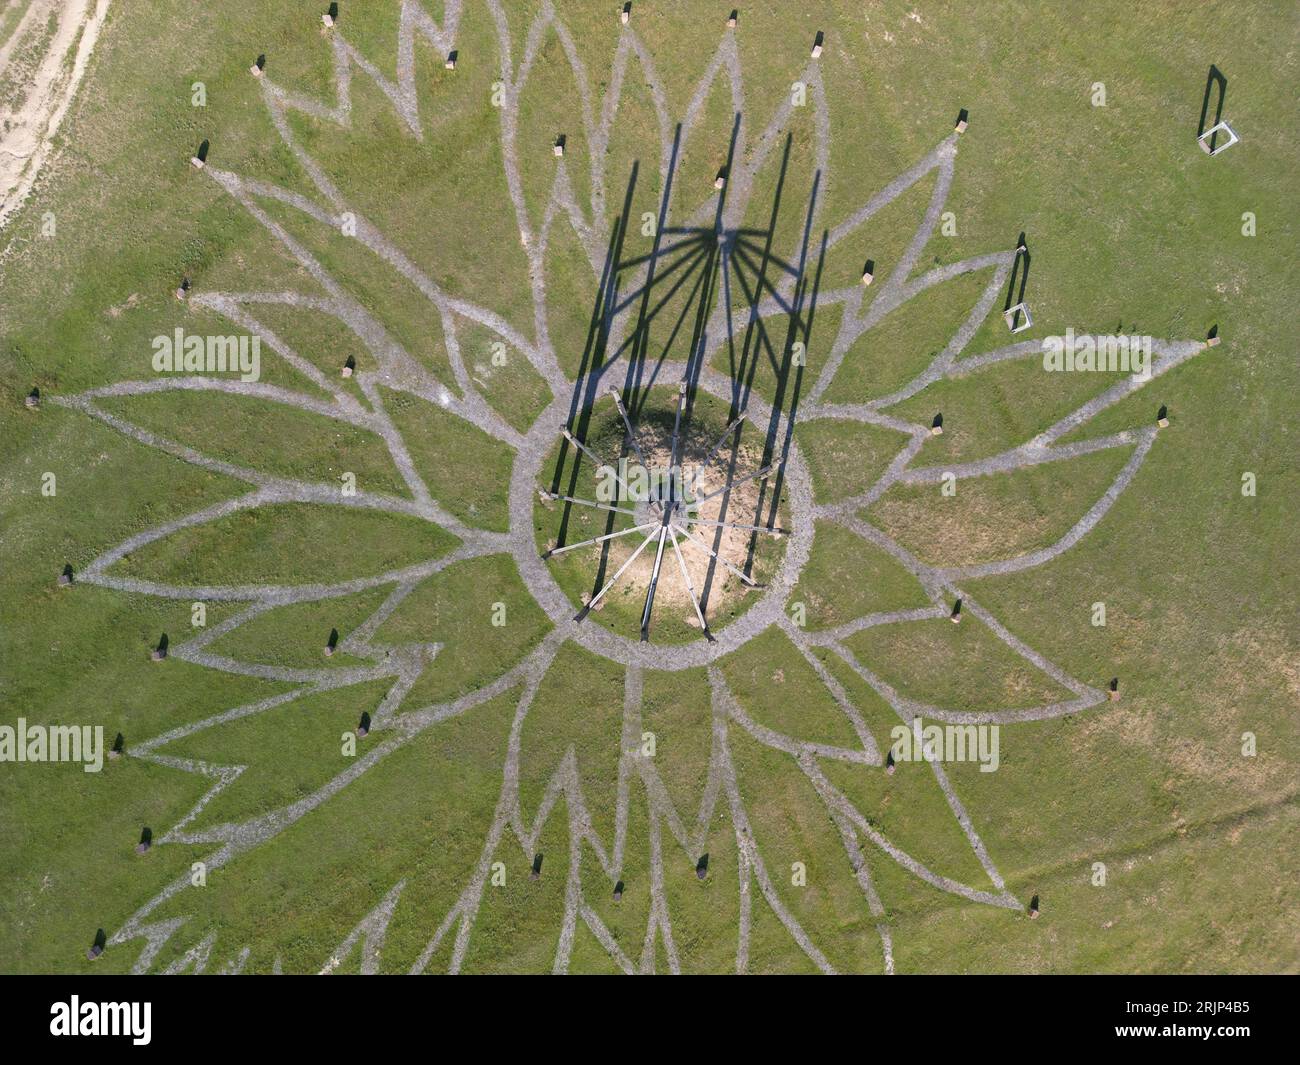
top-left (955, 108), bottom-right (968, 134)
top-left (811, 31), bottom-right (824, 58)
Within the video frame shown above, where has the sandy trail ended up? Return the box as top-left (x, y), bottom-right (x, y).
top-left (0, 0), bottom-right (110, 229)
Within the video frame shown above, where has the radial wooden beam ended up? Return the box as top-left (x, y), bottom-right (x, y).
top-left (608, 387), bottom-right (654, 475)
top-left (693, 460), bottom-right (782, 504)
top-left (684, 412), bottom-right (747, 495)
top-left (575, 526), bottom-right (662, 622)
top-left (668, 526), bottom-right (714, 641)
top-left (542, 489), bottom-right (639, 517)
top-left (671, 522), bottom-right (760, 587)
top-left (639, 526), bottom-right (670, 641)
top-left (542, 522), bottom-right (657, 559)
top-left (561, 426), bottom-right (644, 508)
top-left (685, 516), bottom-right (788, 536)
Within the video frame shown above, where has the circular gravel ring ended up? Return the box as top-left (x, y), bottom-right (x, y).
top-left (509, 364), bottom-right (813, 671)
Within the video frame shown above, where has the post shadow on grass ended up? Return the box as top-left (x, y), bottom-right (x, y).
top-left (151, 633), bottom-right (169, 661)
top-left (324, 627), bottom-right (339, 657)
top-left (694, 138), bottom-right (797, 612)
top-left (544, 111), bottom-right (811, 636)
top-left (637, 115), bottom-right (806, 635)
top-left (620, 114), bottom-right (739, 423)
top-left (613, 879), bottom-right (624, 901)
top-left (695, 853), bottom-right (709, 880)
top-left (357, 711), bottom-right (370, 738)
top-left (716, 128), bottom-right (794, 419)
top-left (110, 732), bottom-right (124, 760)
top-left (739, 262), bottom-right (820, 581)
top-left (1197, 65), bottom-right (1227, 153)
top-left (547, 131), bottom-right (659, 551)
top-left (546, 176), bottom-right (634, 556)
top-left (627, 118), bottom-right (749, 637)
top-left (195, 140), bottom-right (209, 164)
top-left (689, 134), bottom-right (822, 606)
top-left (136, 827), bottom-right (152, 855)
top-left (1003, 232), bottom-right (1030, 328)
top-left (87, 928), bottom-right (106, 960)
top-left (735, 186), bottom-right (825, 590)
top-left (531, 853), bottom-right (544, 879)
top-left (645, 112), bottom-right (746, 461)
top-left (548, 121), bottom-right (707, 614)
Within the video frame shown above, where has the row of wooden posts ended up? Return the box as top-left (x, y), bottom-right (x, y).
top-left (250, 6), bottom-right (966, 159)
top-left (84, 849), bottom-right (1043, 961)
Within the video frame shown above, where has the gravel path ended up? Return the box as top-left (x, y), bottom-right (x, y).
top-left (58, 1), bottom-right (1209, 974)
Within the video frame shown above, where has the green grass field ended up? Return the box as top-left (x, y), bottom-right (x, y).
top-left (0, 0), bottom-right (1296, 975)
